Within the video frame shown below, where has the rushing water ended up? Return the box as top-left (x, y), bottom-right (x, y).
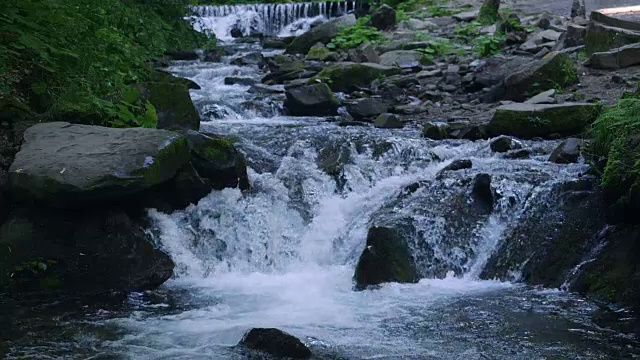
top-left (190, 1), bottom-right (357, 40)
top-left (6, 34), bottom-right (640, 360)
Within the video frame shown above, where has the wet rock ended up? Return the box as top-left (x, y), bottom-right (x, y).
top-left (488, 103), bottom-right (602, 139)
top-left (285, 14), bottom-right (356, 54)
top-left (262, 59), bottom-right (309, 84)
top-left (186, 131), bottom-right (250, 191)
top-left (230, 52), bottom-right (264, 66)
top-left (284, 83), bottom-right (338, 116)
top-left (224, 77), bottom-right (257, 86)
top-left (248, 84), bottom-right (285, 94)
top-left (312, 62), bottom-right (401, 93)
top-left (353, 226), bottom-right (419, 290)
top-left (338, 120), bottom-right (369, 127)
top-left (472, 173), bottom-right (494, 212)
top-left (587, 43), bottom-right (640, 69)
top-left (203, 48), bottom-right (228, 62)
top-left (506, 149), bottom-right (531, 159)
top-left (441, 159), bottom-right (473, 173)
top-left (379, 50), bottom-right (432, 68)
top-left (549, 137), bottom-right (583, 164)
top-left (262, 37), bottom-right (293, 49)
top-left (138, 71), bottom-right (200, 131)
top-left (490, 136), bottom-right (520, 153)
top-left (148, 163), bottom-right (212, 211)
top-left (346, 98), bottom-right (389, 121)
top-left (230, 27), bottom-right (243, 38)
top-left (1, 208), bottom-right (174, 294)
top-left (369, 4), bottom-right (396, 31)
top-left (374, 113), bottom-right (403, 129)
top-left (10, 122), bottom-right (190, 206)
top-left (239, 328), bottom-right (311, 359)
top-left (422, 122), bottom-right (448, 140)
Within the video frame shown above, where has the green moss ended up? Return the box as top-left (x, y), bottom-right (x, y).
top-left (139, 72), bottom-right (200, 131)
top-left (306, 46), bottom-right (332, 60)
top-left (527, 53), bottom-right (578, 95)
top-left (133, 135), bottom-right (191, 186)
top-left (478, 0), bottom-right (500, 25)
top-left (312, 63), bottom-right (402, 92)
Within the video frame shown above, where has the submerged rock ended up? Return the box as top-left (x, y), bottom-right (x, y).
top-left (285, 14), bottom-right (356, 54)
top-left (490, 136), bottom-right (520, 153)
top-left (239, 328), bottom-right (311, 359)
top-left (440, 159), bottom-right (473, 173)
top-left (284, 83), bottom-right (339, 116)
top-left (472, 173), bottom-right (494, 212)
top-left (354, 226), bottom-right (419, 290)
top-left (487, 103), bottom-right (602, 139)
top-left (224, 77), bottom-right (257, 86)
top-left (10, 122), bottom-right (190, 206)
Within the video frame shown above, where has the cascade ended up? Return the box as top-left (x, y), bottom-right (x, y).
top-left (189, 1), bottom-right (357, 40)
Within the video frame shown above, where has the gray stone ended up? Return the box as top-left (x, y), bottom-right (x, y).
top-left (571, 0), bottom-right (586, 19)
top-left (585, 21), bottom-right (640, 55)
top-left (230, 52), bottom-right (264, 66)
top-left (138, 71), bottom-right (200, 131)
top-left (369, 5), bottom-right (396, 31)
top-left (240, 328), bottom-right (311, 359)
top-left (312, 62), bottom-right (402, 93)
top-left (417, 69), bottom-right (443, 78)
top-left (10, 122), bottom-right (190, 206)
top-left (379, 50), bottom-right (431, 68)
top-left (224, 77), bottom-right (257, 86)
top-left (441, 159), bottom-right (472, 172)
top-left (472, 173), bottom-right (493, 212)
top-left (398, 18), bottom-right (438, 31)
top-left (422, 122), bottom-right (449, 140)
top-left (549, 137), bottom-right (583, 163)
top-left (490, 136), bottom-right (521, 153)
top-left (346, 98), bottom-right (389, 121)
top-left (453, 10), bottom-right (479, 22)
top-left (488, 103), bottom-right (602, 139)
top-left (525, 89), bottom-right (557, 104)
top-left (374, 113), bottom-right (403, 129)
top-left (286, 15), bottom-right (356, 54)
top-left (347, 43), bottom-right (380, 63)
top-left (587, 42), bottom-right (640, 69)
top-left (284, 83), bottom-right (338, 116)
top-left (248, 84), bottom-right (285, 94)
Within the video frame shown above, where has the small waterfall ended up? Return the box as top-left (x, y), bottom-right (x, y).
top-left (189, 1), bottom-right (357, 40)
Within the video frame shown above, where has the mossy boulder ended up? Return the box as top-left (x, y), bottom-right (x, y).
top-left (478, 0), bottom-right (500, 25)
top-left (284, 83), bottom-right (339, 116)
top-left (239, 328), bottom-right (311, 359)
top-left (311, 62), bottom-right (402, 93)
top-left (502, 52), bottom-right (578, 102)
top-left (186, 131), bottom-right (250, 191)
top-left (9, 122), bottom-right (190, 206)
top-left (585, 21), bottom-right (640, 55)
top-left (306, 43), bottom-right (333, 61)
top-left (487, 103), bottom-right (602, 139)
top-left (353, 226), bottom-right (419, 290)
top-left (138, 71), bottom-right (200, 131)
top-left (285, 14), bottom-right (356, 54)
top-left (379, 50), bottom-right (433, 68)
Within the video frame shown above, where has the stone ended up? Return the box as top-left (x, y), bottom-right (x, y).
top-left (549, 137), bottom-right (583, 163)
top-left (520, 30), bottom-right (562, 52)
top-left (248, 84), bottom-right (285, 94)
top-left (570, 0), bottom-right (586, 19)
top-left (585, 21), bottom-right (640, 55)
top-left (1, 209), bottom-right (174, 294)
top-left (500, 52), bottom-right (577, 102)
top-left (506, 149), bottom-right (532, 159)
top-left (487, 103), bottom-right (602, 139)
top-left (224, 77), bottom-right (257, 86)
top-left (369, 4), bottom-right (396, 31)
top-left (353, 226), bottom-right (419, 290)
top-left (441, 159), bottom-right (472, 172)
top-left (10, 122), bottom-right (190, 206)
top-left (306, 43), bottom-right (332, 61)
top-left (347, 43), bottom-right (380, 63)
top-left (473, 55), bottom-right (532, 89)
top-left (398, 18), bottom-right (438, 31)
top-left (284, 83), bottom-right (339, 116)
top-left (379, 50), bottom-right (432, 68)
top-left (239, 328), bottom-right (311, 359)
top-left (422, 122), bottom-right (448, 140)
top-left (138, 71), bottom-right (200, 131)
top-left (230, 27), bottom-right (243, 38)
top-left (417, 69), bottom-right (443, 78)
top-left (230, 52), bottom-right (264, 66)
top-left (164, 49), bottom-right (198, 61)
top-left (472, 173), bottom-right (493, 212)
top-left (286, 15), bottom-right (356, 54)
top-left (587, 43), bottom-right (640, 69)
top-left (202, 48), bottom-right (228, 62)
top-left (312, 62), bottom-right (402, 93)
top-left (346, 98), bottom-right (389, 121)
top-left (148, 163), bottom-right (212, 212)
top-left (262, 37), bottom-right (293, 49)
top-left (525, 89), bottom-right (557, 104)
top-left (453, 10), bottom-right (479, 22)
top-left (186, 131), bottom-right (250, 191)
top-left (374, 113), bottom-right (403, 129)
top-left (490, 135), bottom-right (521, 153)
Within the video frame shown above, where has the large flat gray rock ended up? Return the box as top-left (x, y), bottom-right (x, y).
top-left (10, 122), bottom-right (190, 205)
top-left (588, 42), bottom-right (640, 69)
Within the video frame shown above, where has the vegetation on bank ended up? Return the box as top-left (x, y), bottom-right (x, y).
top-left (0, 0), bottom-right (213, 128)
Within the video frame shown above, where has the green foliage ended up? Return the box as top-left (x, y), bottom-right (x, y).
top-left (478, 0), bottom-right (500, 25)
top-left (327, 17), bottom-right (384, 50)
top-left (454, 21), bottom-right (481, 41)
top-left (590, 98), bottom-right (640, 157)
top-left (473, 34), bottom-right (505, 57)
top-left (425, 5), bottom-right (461, 17)
top-left (0, 0), bottom-right (212, 128)
top-left (416, 39), bottom-right (453, 61)
top-left (396, 10), bottom-right (410, 22)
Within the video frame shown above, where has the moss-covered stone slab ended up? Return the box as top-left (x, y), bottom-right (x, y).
top-left (138, 71), bottom-right (200, 131)
top-left (9, 122), bottom-right (190, 206)
top-left (379, 50), bottom-right (433, 68)
top-left (585, 21), bottom-right (640, 55)
top-left (353, 226), bottom-right (419, 290)
top-left (284, 83), bottom-right (339, 116)
top-left (588, 42), bottom-right (640, 69)
top-left (487, 103), bottom-right (602, 139)
top-left (311, 62), bottom-right (402, 93)
top-left (285, 14), bottom-right (356, 54)
top-left (502, 52), bottom-right (578, 102)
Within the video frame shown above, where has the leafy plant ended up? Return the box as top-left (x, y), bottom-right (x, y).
top-left (327, 17), bottom-right (384, 50)
top-left (454, 21), bottom-right (481, 41)
top-left (473, 34), bottom-right (505, 57)
top-left (416, 39), bottom-right (453, 58)
top-left (425, 5), bottom-right (460, 17)
top-left (396, 9), bottom-right (410, 22)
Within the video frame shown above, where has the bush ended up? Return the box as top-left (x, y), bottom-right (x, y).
top-left (0, 0), bottom-right (213, 128)
top-left (327, 17), bottom-right (384, 50)
top-left (473, 34), bottom-right (505, 57)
